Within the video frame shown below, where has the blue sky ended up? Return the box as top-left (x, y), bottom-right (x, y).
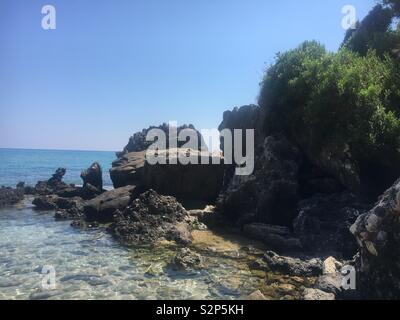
top-left (0, 0), bottom-right (376, 151)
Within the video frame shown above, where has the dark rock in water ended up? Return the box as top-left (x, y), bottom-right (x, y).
top-left (262, 251), bottom-right (322, 277)
top-left (168, 248), bottom-right (204, 272)
top-left (33, 168), bottom-right (72, 196)
top-left (116, 123), bottom-right (208, 158)
top-left (217, 134), bottom-right (301, 227)
top-left (33, 195), bottom-right (85, 220)
top-left (84, 185), bottom-right (137, 223)
top-left (32, 196), bottom-right (58, 210)
top-left (350, 178), bottom-right (400, 299)
top-left (111, 149), bottom-right (225, 202)
top-left (243, 223), bottom-right (303, 253)
top-left (294, 192), bottom-right (369, 259)
top-left (0, 186), bottom-right (24, 207)
top-left (110, 190), bottom-right (194, 245)
top-left (80, 162), bottom-right (103, 199)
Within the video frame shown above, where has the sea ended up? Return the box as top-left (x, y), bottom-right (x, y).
top-left (0, 148), bottom-right (269, 300)
top-left (0, 148), bottom-right (116, 188)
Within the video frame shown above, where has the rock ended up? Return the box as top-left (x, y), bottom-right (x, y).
top-left (168, 248), bottom-right (204, 272)
top-left (111, 149), bottom-right (225, 202)
top-left (294, 192), bottom-right (369, 259)
top-left (302, 288), bottom-right (335, 300)
top-left (116, 123), bottom-right (208, 157)
top-left (350, 178), bottom-right (400, 298)
top-left (217, 134), bottom-right (301, 227)
top-left (80, 162), bottom-right (103, 199)
top-left (245, 290), bottom-right (269, 300)
top-left (314, 274), bottom-right (343, 296)
top-left (262, 251), bottom-right (322, 277)
top-left (33, 168), bottom-right (71, 195)
top-left (32, 195), bottom-right (58, 210)
top-left (243, 223), bottom-right (303, 253)
top-left (323, 257), bottom-right (342, 275)
top-left (33, 195), bottom-right (85, 219)
top-left (0, 186), bottom-right (24, 207)
top-left (110, 190), bottom-right (194, 245)
top-left (84, 185), bottom-right (137, 223)
top-left (110, 151), bottom-right (146, 188)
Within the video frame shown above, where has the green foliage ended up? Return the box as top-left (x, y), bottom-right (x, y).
top-left (342, 4), bottom-right (395, 56)
top-left (258, 42), bottom-right (400, 168)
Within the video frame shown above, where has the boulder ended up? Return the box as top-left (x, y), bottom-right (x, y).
top-left (245, 290), bottom-right (269, 300)
top-left (33, 168), bottom-right (72, 195)
top-left (80, 162), bottom-right (103, 199)
top-left (302, 288), bottom-right (335, 300)
top-left (84, 185), bottom-right (137, 223)
top-left (350, 178), bottom-right (400, 298)
top-left (0, 186), bottom-right (24, 207)
top-left (243, 223), bottom-right (303, 253)
top-left (262, 251), bottom-right (322, 277)
top-left (110, 190), bottom-right (194, 245)
top-left (111, 149), bottom-right (225, 202)
top-left (294, 192), bottom-right (369, 259)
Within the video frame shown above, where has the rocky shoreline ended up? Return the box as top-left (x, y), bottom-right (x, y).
top-left (1, 111), bottom-right (400, 300)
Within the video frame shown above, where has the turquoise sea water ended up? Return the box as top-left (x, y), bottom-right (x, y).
top-left (0, 148), bottom-right (268, 300)
top-left (0, 148), bottom-right (116, 188)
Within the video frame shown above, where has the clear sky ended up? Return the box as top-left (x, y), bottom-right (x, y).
top-left (0, 0), bottom-right (376, 151)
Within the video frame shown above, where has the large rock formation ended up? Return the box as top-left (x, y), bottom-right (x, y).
top-left (116, 123), bottom-right (208, 157)
top-left (111, 149), bottom-right (225, 202)
top-left (217, 134), bottom-right (301, 227)
top-left (351, 178), bottom-right (400, 298)
top-left (110, 190), bottom-right (194, 245)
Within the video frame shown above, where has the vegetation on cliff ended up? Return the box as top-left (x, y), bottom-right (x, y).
top-left (258, 1), bottom-right (400, 196)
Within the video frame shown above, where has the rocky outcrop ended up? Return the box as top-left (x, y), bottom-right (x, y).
top-left (80, 162), bottom-right (103, 199)
top-left (110, 190), bottom-right (194, 245)
top-left (33, 168), bottom-right (71, 195)
top-left (33, 195), bottom-right (85, 220)
top-left (116, 123), bottom-right (208, 157)
top-left (0, 186), bottom-right (24, 207)
top-left (217, 134), bottom-right (301, 227)
top-left (111, 149), bottom-right (225, 202)
top-left (294, 192), bottom-right (369, 259)
top-left (84, 185), bottom-right (137, 223)
top-left (350, 178), bottom-right (400, 299)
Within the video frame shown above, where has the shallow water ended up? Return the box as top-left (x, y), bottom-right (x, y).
top-left (0, 200), bottom-right (267, 300)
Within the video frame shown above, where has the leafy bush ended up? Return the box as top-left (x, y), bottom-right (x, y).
top-left (258, 41), bottom-right (400, 194)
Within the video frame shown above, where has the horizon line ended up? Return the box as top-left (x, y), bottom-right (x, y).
top-left (0, 147), bottom-right (118, 153)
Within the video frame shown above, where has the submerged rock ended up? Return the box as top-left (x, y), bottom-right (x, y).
top-left (0, 186), bottom-right (24, 207)
top-left (110, 190), bottom-right (194, 245)
top-left (168, 248), bottom-right (204, 272)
